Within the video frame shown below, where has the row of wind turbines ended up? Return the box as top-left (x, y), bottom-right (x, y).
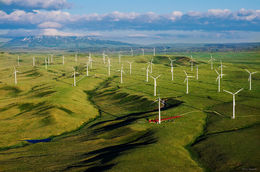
top-left (12, 52), bottom-right (257, 121)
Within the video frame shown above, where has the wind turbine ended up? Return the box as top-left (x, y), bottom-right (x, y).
top-left (190, 55), bottom-right (194, 71)
top-left (62, 55), bottom-right (65, 65)
top-left (223, 88), bottom-right (243, 119)
top-left (148, 59), bottom-right (154, 73)
top-left (151, 75), bottom-right (161, 96)
top-left (245, 69), bottom-right (257, 90)
top-left (169, 58), bottom-right (176, 81)
top-left (45, 57), bottom-right (48, 70)
top-left (72, 67), bottom-right (79, 86)
top-left (163, 47), bottom-right (167, 55)
top-left (219, 60), bottom-right (226, 78)
top-left (13, 66), bottom-right (19, 85)
top-left (215, 69), bottom-right (225, 92)
top-left (33, 57), bottom-right (35, 67)
top-left (141, 48), bottom-right (144, 56)
top-left (153, 48), bottom-right (156, 56)
top-left (119, 65), bottom-right (125, 83)
top-left (184, 70), bottom-right (194, 94)
top-left (88, 53), bottom-right (93, 69)
top-left (48, 56), bottom-right (50, 65)
top-left (208, 55), bottom-right (215, 70)
top-left (127, 61), bottom-right (133, 75)
top-left (130, 48), bottom-right (134, 56)
top-left (146, 64), bottom-right (150, 82)
top-left (107, 57), bottom-right (111, 76)
top-left (154, 96), bottom-right (163, 124)
top-left (85, 61), bottom-right (89, 76)
top-left (102, 51), bottom-right (106, 64)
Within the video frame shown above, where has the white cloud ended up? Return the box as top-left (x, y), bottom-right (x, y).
top-left (40, 28), bottom-right (80, 36)
top-left (207, 9), bottom-right (231, 17)
top-left (168, 11), bottom-right (183, 21)
top-left (38, 22), bottom-right (62, 28)
top-left (0, 0), bottom-right (70, 10)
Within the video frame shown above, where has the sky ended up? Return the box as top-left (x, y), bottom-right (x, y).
top-left (0, 0), bottom-right (260, 44)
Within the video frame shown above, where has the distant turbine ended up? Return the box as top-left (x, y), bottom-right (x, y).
top-left (127, 61), bottom-right (133, 75)
top-left (169, 57), bottom-right (176, 81)
top-left (85, 61), bottom-right (89, 76)
top-left (190, 55), bottom-right (194, 71)
top-left (33, 57), bottom-right (35, 67)
top-left (72, 67), bottom-right (79, 86)
top-left (62, 55), bottom-right (65, 65)
top-left (119, 65), bottom-right (125, 83)
top-left (146, 64), bottom-right (150, 82)
top-left (215, 69), bottom-right (225, 92)
top-left (130, 48), bottom-right (134, 56)
top-left (208, 55), bottom-right (215, 70)
top-left (164, 47), bottom-right (167, 55)
top-left (142, 48), bottom-right (144, 56)
top-left (147, 59), bottom-right (154, 73)
top-left (102, 51), bottom-right (106, 64)
top-left (75, 53), bottom-right (78, 63)
top-left (245, 69), bottom-right (257, 90)
top-left (151, 75), bottom-right (161, 96)
top-left (88, 53), bottom-right (93, 69)
top-left (13, 66), bottom-right (19, 85)
top-left (223, 88), bottom-right (243, 119)
top-left (153, 48), bottom-right (156, 56)
top-left (45, 57), bottom-right (48, 70)
top-left (219, 60), bottom-right (226, 78)
top-left (48, 56), bottom-right (50, 65)
top-left (107, 57), bottom-right (111, 76)
top-left (184, 70), bottom-right (194, 94)
top-left (51, 54), bottom-right (53, 63)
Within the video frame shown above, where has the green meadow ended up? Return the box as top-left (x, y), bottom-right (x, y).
top-left (0, 50), bottom-right (259, 171)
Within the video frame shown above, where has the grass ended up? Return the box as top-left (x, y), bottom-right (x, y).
top-left (0, 51), bottom-right (259, 171)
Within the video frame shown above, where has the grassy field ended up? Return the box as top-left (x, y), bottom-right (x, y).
top-left (0, 50), bottom-right (259, 171)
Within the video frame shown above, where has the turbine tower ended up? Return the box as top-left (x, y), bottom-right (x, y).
top-left (208, 55), bottom-right (215, 70)
top-left (62, 55), bottom-right (65, 65)
top-left (184, 70), bottom-right (194, 94)
top-left (119, 65), bottom-right (125, 83)
top-left (223, 88), bottom-right (243, 119)
top-left (154, 96), bottom-right (163, 124)
top-left (72, 67), bottom-right (79, 86)
top-left (13, 66), bottom-right (19, 85)
top-left (130, 48), bottom-right (134, 56)
top-left (127, 61), bottom-right (133, 75)
top-left (17, 56), bottom-right (20, 66)
top-left (148, 59), bottom-right (154, 73)
top-left (215, 69), bottom-right (225, 92)
top-left (153, 48), bottom-right (156, 56)
top-left (196, 65), bottom-right (199, 80)
top-left (169, 57), bottom-right (176, 81)
top-left (142, 48), bottom-right (144, 56)
top-left (219, 60), bottom-right (226, 78)
top-left (33, 57), bottom-right (35, 67)
top-left (190, 55), bottom-right (194, 71)
top-left (245, 69), bottom-right (257, 90)
top-left (45, 57), bottom-right (48, 70)
top-left (107, 57), bottom-right (111, 76)
top-left (146, 64), bottom-right (150, 82)
top-left (85, 61), bottom-right (89, 76)
top-left (151, 75), bottom-right (161, 96)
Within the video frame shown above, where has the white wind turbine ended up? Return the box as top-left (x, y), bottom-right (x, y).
top-left (215, 69), bottom-right (225, 92)
top-left (45, 57), bottom-right (48, 70)
top-left (13, 66), bottom-right (19, 85)
top-left (119, 65), bottom-right (125, 83)
top-left (102, 51), bottom-right (106, 64)
top-left (190, 55), bottom-right (194, 71)
top-left (48, 56), bottom-right (50, 65)
top-left (151, 75), bottom-right (161, 96)
top-left (33, 57), bottom-right (35, 67)
top-left (85, 61), bottom-right (89, 76)
top-left (130, 48), bottom-right (134, 56)
top-left (223, 88), bottom-right (243, 119)
top-left (88, 53), bottom-right (93, 69)
top-left (62, 55), bottom-right (65, 65)
top-left (169, 57), bottom-right (176, 81)
top-left (146, 64), bottom-right (150, 82)
top-left (127, 61), bottom-right (133, 75)
top-left (72, 67), bottom-right (79, 86)
top-left (184, 70), bottom-right (194, 94)
top-left (142, 48), bottom-right (144, 56)
top-left (51, 54), bottom-right (53, 64)
top-left (219, 60), bottom-right (226, 78)
top-left (148, 59), bottom-right (154, 73)
top-left (153, 48), bottom-right (156, 56)
top-left (208, 55), bottom-right (215, 70)
top-left (154, 96), bottom-right (163, 124)
top-left (245, 69), bottom-right (257, 90)
top-left (107, 57), bottom-right (111, 76)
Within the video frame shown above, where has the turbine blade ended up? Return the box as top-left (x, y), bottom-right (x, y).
top-left (184, 70), bottom-right (187, 76)
top-left (235, 88), bottom-right (244, 94)
top-left (245, 69), bottom-right (250, 73)
top-left (215, 69), bottom-right (219, 75)
top-left (223, 90), bottom-right (233, 95)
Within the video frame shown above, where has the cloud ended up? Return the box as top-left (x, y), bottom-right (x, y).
top-left (0, 0), bottom-right (70, 11)
top-left (38, 22), bottom-right (62, 28)
top-left (0, 9), bottom-right (259, 32)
